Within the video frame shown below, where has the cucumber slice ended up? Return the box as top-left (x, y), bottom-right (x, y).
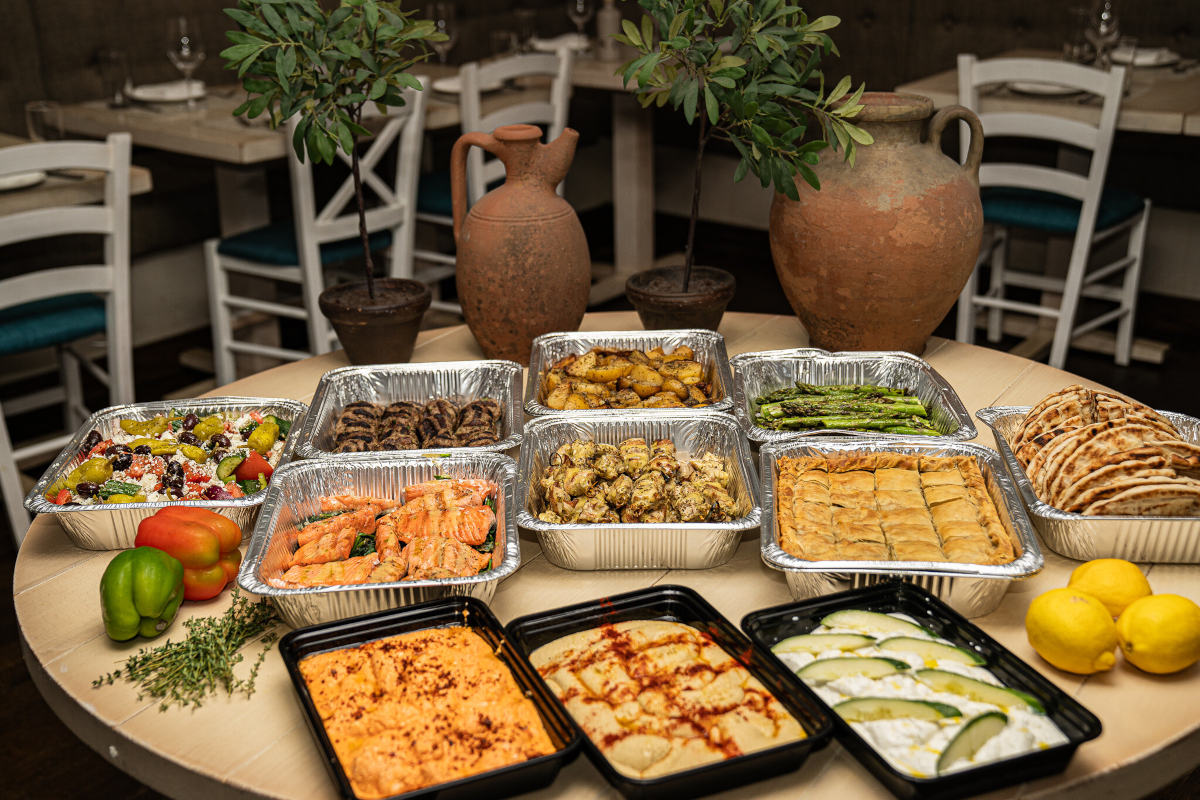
top-left (834, 697), bottom-right (962, 722)
top-left (772, 633), bottom-right (874, 655)
top-left (915, 669), bottom-right (1045, 714)
top-left (877, 637), bottom-right (986, 666)
top-left (820, 610), bottom-right (932, 637)
top-left (796, 656), bottom-right (909, 684)
top-left (216, 452), bottom-right (247, 482)
top-left (937, 711), bottom-right (1009, 774)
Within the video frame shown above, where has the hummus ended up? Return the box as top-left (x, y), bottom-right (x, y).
top-left (299, 626), bottom-right (555, 799)
top-left (530, 620), bottom-right (805, 779)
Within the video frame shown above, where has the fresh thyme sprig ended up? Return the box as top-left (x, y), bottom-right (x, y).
top-left (92, 587), bottom-right (281, 712)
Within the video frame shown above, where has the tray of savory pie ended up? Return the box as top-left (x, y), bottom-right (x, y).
top-left (759, 438), bottom-right (1042, 618)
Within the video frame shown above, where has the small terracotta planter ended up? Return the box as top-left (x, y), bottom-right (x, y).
top-left (318, 278), bottom-right (431, 364)
top-left (625, 266), bottom-right (736, 331)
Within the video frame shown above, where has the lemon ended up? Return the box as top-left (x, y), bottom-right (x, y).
top-left (1025, 588), bottom-right (1118, 674)
top-left (1067, 558), bottom-right (1152, 617)
top-left (1116, 594), bottom-right (1200, 675)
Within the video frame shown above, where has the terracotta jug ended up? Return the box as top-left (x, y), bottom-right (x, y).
top-left (769, 93), bottom-right (984, 354)
top-left (451, 124), bottom-right (591, 362)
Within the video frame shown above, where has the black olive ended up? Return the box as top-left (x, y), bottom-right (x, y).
top-left (76, 481), bottom-right (100, 498)
top-left (209, 449), bottom-right (227, 463)
top-left (80, 430), bottom-right (102, 455)
top-left (210, 433), bottom-right (231, 449)
top-left (105, 443), bottom-right (132, 457)
top-left (133, 445), bottom-right (153, 455)
top-left (181, 413), bottom-right (200, 430)
top-left (163, 461), bottom-right (185, 491)
top-left (111, 452), bottom-right (133, 471)
top-left (178, 431), bottom-right (200, 446)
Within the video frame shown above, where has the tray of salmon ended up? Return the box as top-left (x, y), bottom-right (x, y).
top-left (238, 453), bottom-right (519, 628)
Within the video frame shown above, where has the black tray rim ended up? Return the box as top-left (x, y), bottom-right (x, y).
top-left (504, 583), bottom-right (836, 798)
top-left (278, 595), bottom-right (583, 800)
top-left (740, 580), bottom-right (1103, 800)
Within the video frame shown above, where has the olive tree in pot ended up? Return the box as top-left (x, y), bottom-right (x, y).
top-left (615, 0), bottom-right (871, 330)
top-left (220, 0), bottom-right (444, 364)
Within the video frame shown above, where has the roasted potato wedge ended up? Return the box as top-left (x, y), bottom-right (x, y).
top-left (545, 382), bottom-right (572, 410)
top-left (564, 392), bottom-right (591, 410)
top-left (570, 379), bottom-right (610, 397)
top-left (662, 344), bottom-right (693, 361)
top-left (584, 356), bottom-right (634, 384)
top-left (688, 385), bottom-right (710, 405)
top-left (583, 392), bottom-right (607, 408)
top-left (626, 364), bottom-right (664, 398)
top-left (545, 368), bottom-right (566, 392)
top-left (643, 392), bottom-right (686, 408)
top-left (661, 377), bottom-right (689, 400)
top-left (610, 388), bottom-right (642, 408)
top-left (659, 359), bottom-right (704, 385)
top-left (627, 349), bottom-right (650, 365)
top-left (565, 351), bottom-right (597, 377)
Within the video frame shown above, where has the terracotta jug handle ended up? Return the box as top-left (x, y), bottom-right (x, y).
top-left (451, 131), bottom-right (499, 244)
top-left (928, 105), bottom-right (984, 184)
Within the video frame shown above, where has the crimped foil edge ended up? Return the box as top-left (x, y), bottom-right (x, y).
top-left (730, 348), bottom-right (977, 445)
top-left (293, 360), bottom-right (524, 460)
top-left (523, 329), bottom-right (735, 416)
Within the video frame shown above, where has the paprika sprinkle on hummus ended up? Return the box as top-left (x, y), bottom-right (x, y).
top-left (530, 620), bottom-right (805, 779)
top-left (298, 626), bottom-right (555, 799)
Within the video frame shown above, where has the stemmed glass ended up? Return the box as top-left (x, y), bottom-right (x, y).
top-left (167, 16), bottom-right (206, 109)
top-left (566, 0), bottom-right (595, 38)
top-left (427, 3), bottom-right (458, 65)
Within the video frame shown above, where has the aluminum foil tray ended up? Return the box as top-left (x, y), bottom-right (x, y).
top-left (977, 405), bottom-right (1200, 563)
top-left (24, 397), bottom-right (308, 550)
top-left (731, 348), bottom-right (976, 445)
top-left (759, 438), bottom-right (1042, 618)
top-left (517, 411), bottom-right (760, 570)
top-left (524, 329), bottom-right (735, 416)
top-left (239, 452), bottom-right (519, 628)
top-left (293, 361), bottom-right (523, 460)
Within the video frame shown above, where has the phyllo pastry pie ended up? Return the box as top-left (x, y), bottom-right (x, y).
top-left (776, 454), bottom-right (1016, 564)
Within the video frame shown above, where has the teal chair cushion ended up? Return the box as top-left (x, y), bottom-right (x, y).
top-left (216, 221), bottom-right (392, 266)
top-left (0, 294), bottom-right (106, 356)
top-left (417, 171), bottom-right (505, 217)
top-left (981, 186), bottom-right (1144, 235)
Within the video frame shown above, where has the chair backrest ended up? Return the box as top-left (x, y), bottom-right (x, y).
top-left (458, 50), bottom-right (574, 204)
top-left (0, 133), bottom-right (133, 401)
top-left (956, 54), bottom-right (1126, 248)
top-left (286, 82), bottom-right (427, 276)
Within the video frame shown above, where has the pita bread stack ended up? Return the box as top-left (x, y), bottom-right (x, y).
top-left (1012, 385), bottom-right (1200, 516)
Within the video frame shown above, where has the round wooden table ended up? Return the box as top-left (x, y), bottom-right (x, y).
top-left (14, 312), bottom-right (1200, 800)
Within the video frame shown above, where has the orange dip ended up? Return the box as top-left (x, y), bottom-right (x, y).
top-left (299, 626), bottom-right (555, 799)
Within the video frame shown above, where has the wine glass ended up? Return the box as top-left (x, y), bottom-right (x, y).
top-left (167, 16), bottom-right (206, 109)
top-left (427, 2), bottom-right (458, 65)
top-left (566, 0), bottom-right (595, 39)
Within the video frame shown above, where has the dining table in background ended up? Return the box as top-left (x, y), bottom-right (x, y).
top-left (895, 48), bottom-right (1200, 137)
top-left (56, 56), bottom-right (652, 303)
top-left (0, 133), bottom-right (153, 216)
top-left (13, 310), bottom-right (1200, 800)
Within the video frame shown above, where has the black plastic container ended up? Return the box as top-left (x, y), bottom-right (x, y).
top-left (504, 584), bottom-right (835, 799)
top-left (278, 596), bottom-right (582, 800)
top-left (741, 581), bottom-right (1103, 800)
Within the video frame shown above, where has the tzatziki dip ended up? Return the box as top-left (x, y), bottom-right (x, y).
top-left (772, 609), bottom-right (1068, 778)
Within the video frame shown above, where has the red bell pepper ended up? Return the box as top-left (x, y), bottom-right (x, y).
top-left (234, 450), bottom-right (273, 483)
top-left (134, 507), bottom-right (243, 601)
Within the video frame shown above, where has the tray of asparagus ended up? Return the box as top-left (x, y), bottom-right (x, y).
top-left (730, 349), bottom-right (977, 444)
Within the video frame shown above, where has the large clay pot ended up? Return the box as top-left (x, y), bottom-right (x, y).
top-left (452, 124), bottom-right (591, 363)
top-left (769, 93), bottom-right (984, 354)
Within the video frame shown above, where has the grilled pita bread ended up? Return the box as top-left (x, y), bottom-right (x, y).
top-left (1048, 423), bottom-right (1179, 504)
top-left (1031, 420), bottom-right (1128, 500)
top-left (1053, 450), bottom-right (1170, 509)
top-left (1081, 480), bottom-right (1200, 516)
top-left (1061, 468), bottom-right (1179, 513)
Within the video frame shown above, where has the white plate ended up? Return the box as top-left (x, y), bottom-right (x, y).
top-left (531, 33), bottom-right (589, 53)
top-left (1007, 80), bottom-right (1083, 97)
top-left (1111, 46), bottom-right (1179, 68)
top-left (127, 80), bottom-right (206, 103)
top-left (431, 75), bottom-right (505, 94)
top-left (0, 170), bottom-right (47, 191)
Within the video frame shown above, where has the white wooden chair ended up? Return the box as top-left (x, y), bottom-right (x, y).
top-left (205, 84), bottom-right (427, 386)
top-left (954, 54), bottom-right (1150, 369)
top-left (0, 133), bottom-right (134, 545)
top-left (413, 50), bottom-right (574, 312)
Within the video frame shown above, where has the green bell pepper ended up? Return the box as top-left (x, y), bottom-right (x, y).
top-left (99, 547), bottom-right (186, 641)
